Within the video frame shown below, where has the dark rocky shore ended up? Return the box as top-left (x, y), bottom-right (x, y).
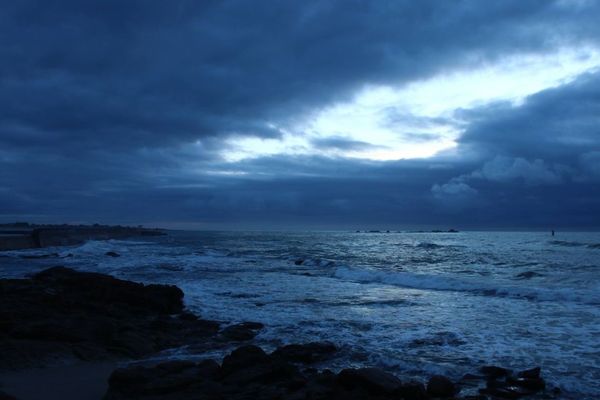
top-left (0, 267), bottom-right (556, 399)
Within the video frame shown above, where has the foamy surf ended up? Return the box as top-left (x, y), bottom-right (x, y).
top-left (333, 266), bottom-right (600, 305)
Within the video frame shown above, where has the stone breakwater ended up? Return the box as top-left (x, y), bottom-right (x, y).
top-left (0, 268), bottom-right (557, 399)
top-left (0, 224), bottom-right (165, 251)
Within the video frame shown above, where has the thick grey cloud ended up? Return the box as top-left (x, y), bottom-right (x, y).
top-left (429, 71), bottom-right (600, 228)
top-left (1, 1), bottom-right (600, 228)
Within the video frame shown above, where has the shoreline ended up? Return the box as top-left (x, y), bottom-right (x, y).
top-left (0, 223), bottom-right (165, 251)
top-left (0, 266), bottom-right (558, 399)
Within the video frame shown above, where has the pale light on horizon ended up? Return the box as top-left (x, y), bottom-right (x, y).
top-left (222, 46), bottom-right (600, 162)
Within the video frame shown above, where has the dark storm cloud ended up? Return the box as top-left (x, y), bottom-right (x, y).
top-left (3, 0), bottom-right (599, 152)
top-left (429, 71), bottom-right (600, 227)
top-left (458, 72), bottom-right (600, 163)
top-left (1, 0), bottom-right (600, 228)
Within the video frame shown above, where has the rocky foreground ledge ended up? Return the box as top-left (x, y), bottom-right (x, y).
top-left (0, 268), bottom-right (556, 399)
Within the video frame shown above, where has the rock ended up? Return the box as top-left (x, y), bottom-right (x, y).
top-left (294, 259), bottom-right (304, 265)
top-left (427, 375), bottom-right (457, 397)
top-left (271, 341), bottom-right (337, 363)
top-left (337, 367), bottom-right (403, 394)
top-left (195, 359), bottom-right (221, 379)
top-left (0, 391), bottom-right (17, 400)
top-left (220, 345), bottom-right (270, 375)
top-left (105, 251), bottom-right (120, 257)
top-left (515, 271), bottom-right (543, 279)
top-left (479, 386), bottom-right (526, 399)
top-left (223, 359), bottom-right (305, 389)
top-left (32, 266), bottom-right (184, 314)
top-left (480, 365), bottom-right (512, 379)
top-left (461, 373), bottom-right (485, 381)
top-left (396, 381), bottom-right (428, 400)
top-left (107, 360), bottom-right (220, 397)
top-left (177, 311), bottom-right (198, 321)
top-left (517, 366), bottom-right (540, 379)
top-left (218, 345), bottom-right (307, 392)
top-left (0, 267), bottom-right (220, 369)
top-left (157, 264), bottom-right (183, 271)
top-left (220, 321), bottom-right (264, 341)
top-left (103, 345), bottom-right (545, 400)
top-left (508, 376), bottom-right (545, 391)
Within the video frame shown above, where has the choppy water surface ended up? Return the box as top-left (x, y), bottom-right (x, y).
top-left (1, 231), bottom-right (599, 398)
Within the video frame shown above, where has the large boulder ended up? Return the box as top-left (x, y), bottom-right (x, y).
top-left (220, 322), bottom-right (264, 341)
top-left (427, 375), bottom-right (457, 397)
top-left (220, 345), bottom-right (270, 375)
top-left (271, 341), bottom-right (337, 363)
top-left (480, 365), bottom-right (512, 379)
top-left (396, 381), bottom-right (428, 400)
top-left (337, 367), bottom-right (403, 394)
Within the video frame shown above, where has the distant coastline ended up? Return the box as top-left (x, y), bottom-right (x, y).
top-left (0, 222), bottom-right (165, 251)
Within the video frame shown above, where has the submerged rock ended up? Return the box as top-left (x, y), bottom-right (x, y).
top-left (476, 365), bottom-right (546, 399)
top-left (515, 271), bottom-right (543, 279)
top-left (480, 365), bottom-right (512, 379)
top-left (105, 251), bottom-right (120, 257)
top-left (220, 321), bottom-right (264, 341)
top-left (517, 367), bottom-right (541, 379)
top-left (19, 252), bottom-right (59, 259)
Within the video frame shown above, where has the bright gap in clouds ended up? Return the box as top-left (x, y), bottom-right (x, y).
top-left (224, 47), bottom-right (600, 162)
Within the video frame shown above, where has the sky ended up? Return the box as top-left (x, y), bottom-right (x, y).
top-left (1, 0), bottom-right (600, 230)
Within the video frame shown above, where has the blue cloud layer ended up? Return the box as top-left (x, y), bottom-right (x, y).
top-left (1, 1), bottom-right (600, 228)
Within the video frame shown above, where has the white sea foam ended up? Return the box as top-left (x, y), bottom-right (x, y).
top-left (333, 266), bottom-right (600, 305)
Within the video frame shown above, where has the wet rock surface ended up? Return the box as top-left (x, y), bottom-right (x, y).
top-left (219, 321), bottom-right (264, 341)
top-left (0, 266), bottom-right (220, 369)
top-left (460, 366), bottom-right (550, 399)
top-left (271, 341), bottom-right (337, 363)
top-left (104, 346), bottom-right (552, 400)
top-left (427, 374), bottom-right (457, 397)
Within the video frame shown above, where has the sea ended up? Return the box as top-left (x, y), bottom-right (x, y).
top-left (1, 231), bottom-right (599, 399)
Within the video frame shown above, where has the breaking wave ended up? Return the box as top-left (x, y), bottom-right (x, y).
top-left (333, 267), bottom-right (600, 305)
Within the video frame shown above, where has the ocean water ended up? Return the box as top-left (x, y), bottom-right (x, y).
top-left (1, 231), bottom-right (599, 398)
